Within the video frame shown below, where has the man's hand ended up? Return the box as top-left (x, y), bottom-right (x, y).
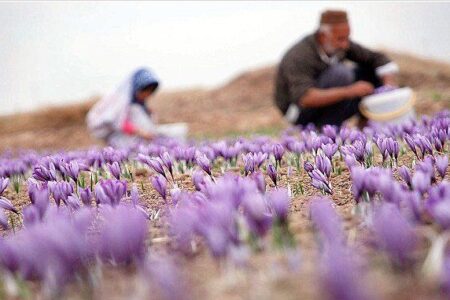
top-left (346, 81), bottom-right (374, 98)
top-left (381, 74), bottom-right (398, 87)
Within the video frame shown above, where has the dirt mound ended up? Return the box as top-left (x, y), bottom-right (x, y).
top-left (0, 51), bottom-right (448, 151)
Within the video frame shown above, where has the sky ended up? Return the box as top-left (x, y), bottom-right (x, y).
top-left (0, 1), bottom-right (449, 115)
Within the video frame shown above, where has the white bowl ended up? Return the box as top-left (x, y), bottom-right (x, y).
top-left (360, 87), bottom-right (416, 125)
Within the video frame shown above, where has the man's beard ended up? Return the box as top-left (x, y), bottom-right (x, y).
top-left (323, 43), bottom-right (345, 59)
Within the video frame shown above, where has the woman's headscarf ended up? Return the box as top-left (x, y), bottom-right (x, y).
top-left (131, 68), bottom-right (160, 112)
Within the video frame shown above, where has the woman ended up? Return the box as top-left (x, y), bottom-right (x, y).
top-left (87, 68), bottom-right (187, 147)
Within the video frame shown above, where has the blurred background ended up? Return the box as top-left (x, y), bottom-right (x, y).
top-left (0, 1), bottom-right (449, 150)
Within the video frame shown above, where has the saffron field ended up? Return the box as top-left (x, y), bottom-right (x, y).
top-left (0, 112), bottom-right (449, 300)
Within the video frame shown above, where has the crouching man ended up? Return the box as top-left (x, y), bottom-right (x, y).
top-left (274, 9), bottom-right (399, 128)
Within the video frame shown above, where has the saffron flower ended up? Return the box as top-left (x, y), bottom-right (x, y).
top-left (32, 164), bottom-right (57, 182)
top-left (315, 154), bottom-right (332, 178)
top-left (60, 160), bottom-right (81, 182)
top-left (398, 165), bottom-right (412, 187)
top-left (0, 197), bottom-right (18, 214)
top-left (272, 143), bottom-right (285, 166)
top-left (267, 163), bottom-right (277, 186)
top-left (412, 171), bottom-right (431, 194)
top-left (107, 161), bottom-right (121, 180)
top-left (78, 186), bottom-right (92, 206)
top-left (138, 154), bottom-right (167, 178)
top-left (151, 175), bottom-right (167, 201)
top-left (436, 155), bottom-right (449, 179)
top-left (242, 193), bottom-right (272, 238)
top-left (372, 203), bottom-right (417, 268)
top-left (196, 153), bottom-right (212, 176)
top-left (321, 143), bottom-right (338, 160)
top-left (160, 151), bottom-right (174, 178)
top-left (94, 179), bottom-right (127, 206)
top-left (97, 204), bottom-right (148, 265)
top-left (267, 188), bottom-right (290, 223)
top-left (310, 197), bottom-right (344, 245)
top-left (425, 182), bottom-right (450, 229)
top-left (48, 181), bottom-right (74, 206)
top-left (320, 244), bottom-right (373, 300)
top-left (192, 169), bottom-right (206, 191)
top-left (0, 177), bottom-right (9, 195)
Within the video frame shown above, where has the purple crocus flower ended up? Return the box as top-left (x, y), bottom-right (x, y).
top-left (130, 184), bottom-right (140, 206)
top-left (66, 194), bottom-right (82, 210)
top-left (288, 141), bottom-right (305, 155)
top-left (194, 198), bottom-right (239, 257)
top-left (321, 143), bottom-right (338, 160)
top-left (32, 164), bottom-right (57, 182)
top-left (372, 203), bottom-right (417, 268)
top-left (375, 136), bottom-right (389, 162)
top-left (0, 197), bottom-right (18, 214)
top-left (416, 156), bottom-right (436, 179)
top-left (344, 154), bottom-right (358, 169)
top-left (94, 179), bottom-right (127, 206)
top-left (242, 193), bottom-right (272, 237)
top-left (436, 155), bottom-right (448, 179)
top-left (267, 163), bottom-right (277, 186)
top-left (97, 205), bottom-right (148, 264)
top-left (243, 152), bottom-right (267, 174)
top-left (416, 135), bottom-right (434, 158)
top-left (28, 181), bottom-right (49, 217)
top-left (433, 136), bottom-right (444, 152)
top-left (320, 244), bottom-right (373, 300)
top-left (315, 154), bottom-right (332, 178)
top-left (425, 182), bottom-right (450, 229)
top-left (60, 160), bottom-right (81, 182)
top-left (48, 181), bottom-right (74, 206)
top-left (404, 134), bottom-right (418, 157)
top-left (242, 153), bottom-right (255, 175)
top-left (151, 175), bottom-right (167, 201)
top-left (168, 203), bottom-right (198, 254)
top-left (272, 143), bottom-right (285, 164)
top-left (138, 154), bottom-right (167, 178)
top-left (107, 162), bottom-right (121, 180)
top-left (254, 152), bottom-right (268, 169)
top-left (310, 197), bottom-right (344, 245)
top-left (34, 218), bottom-right (90, 284)
top-left (352, 167), bottom-right (392, 201)
top-left (0, 177), bottom-right (9, 195)
top-left (412, 171), bottom-right (431, 194)
top-left (385, 137), bottom-right (399, 161)
top-left (398, 165), bottom-right (412, 187)
top-left (267, 188), bottom-right (290, 223)
top-left (250, 171), bottom-right (266, 194)
top-left (322, 125), bottom-right (338, 142)
top-left (78, 186), bottom-right (92, 206)
top-left (22, 205), bottom-right (41, 227)
top-left (304, 161), bottom-right (314, 173)
top-left (196, 153), bottom-right (212, 176)
top-left (192, 169), bottom-right (206, 191)
top-left (0, 209), bottom-right (8, 229)
top-left (309, 169), bottom-right (332, 194)
top-left (160, 152), bottom-right (174, 178)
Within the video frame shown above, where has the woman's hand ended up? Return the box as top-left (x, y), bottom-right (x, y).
top-left (136, 129), bottom-right (155, 140)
